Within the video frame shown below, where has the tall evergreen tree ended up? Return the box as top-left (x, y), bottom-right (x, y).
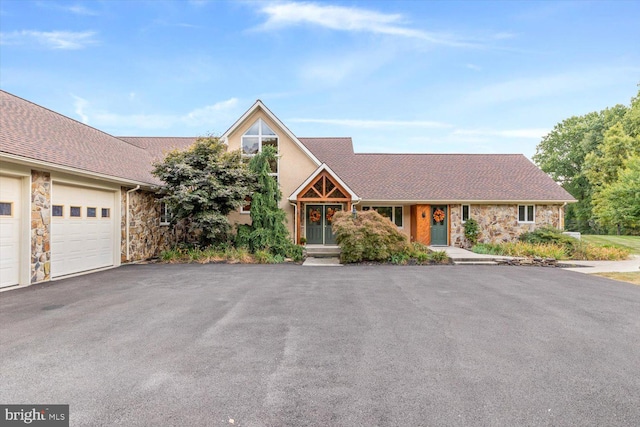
top-left (246, 146), bottom-right (296, 256)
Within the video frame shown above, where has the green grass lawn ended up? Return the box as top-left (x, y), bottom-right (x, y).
top-left (582, 235), bottom-right (640, 255)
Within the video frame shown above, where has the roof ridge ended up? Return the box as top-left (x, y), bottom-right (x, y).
top-left (1, 90), bottom-right (148, 153)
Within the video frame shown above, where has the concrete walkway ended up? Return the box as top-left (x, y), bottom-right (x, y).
top-left (302, 257), bottom-right (343, 266)
top-left (432, 246), bottom-right (640, 274)
top-left (563, 255), bottom-right (640, 274)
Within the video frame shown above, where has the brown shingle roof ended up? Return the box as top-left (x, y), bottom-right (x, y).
top-left (118, 137), bottom-right (196, 163)
top-left (0, 92), bottom-right (201, 185)
top-left (301, 138), bottom-right (575, 202)
top-left (0, 90), bottom-right (161, 185)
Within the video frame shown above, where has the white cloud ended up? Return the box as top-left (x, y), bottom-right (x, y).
top-left (452, 128), bottom-right (549, 139)
top-left (72, 94), bottom-right (90, 124)
top-left (256, 2), bottom-right (477, 47)
top-left (290, 118), bottom-right (451, 129)
top-left (465, 63), bottom-right (482, 71)
top-left (70, 96), bottom-right (240, 132)
top-left (66, 4), bottom-right (99, 16)
top-left (0, 30), bottom-right (98, 49)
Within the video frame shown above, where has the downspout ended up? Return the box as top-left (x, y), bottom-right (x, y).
top-left (125, 185), bottom-right (141, 261)
top-left (289, 201), bottom-right (297, 244)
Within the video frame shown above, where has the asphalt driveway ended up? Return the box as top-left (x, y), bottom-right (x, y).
top-left (1, 264), bottom-right (639, 426)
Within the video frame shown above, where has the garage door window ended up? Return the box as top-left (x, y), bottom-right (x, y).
top-left (0, 202), bottom-right (12, 216)
top-left (70, 206), bottom-right (81, 217)
top-left (52, 205), bottom-right (63, 217)
top-left (101, 208), bottom-right (110, 218)
top-left (87, 207), bottom-right (97, 218)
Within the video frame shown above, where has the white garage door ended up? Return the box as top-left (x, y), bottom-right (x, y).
top-left (0, 175), bottom-right (21, 288)
top-left (52, 183), bottom-right (116, 277)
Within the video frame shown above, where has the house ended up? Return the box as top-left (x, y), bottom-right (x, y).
top-left (0, 91), bottom-right (575, 289)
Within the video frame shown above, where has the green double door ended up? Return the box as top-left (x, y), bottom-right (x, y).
top-left (430, 205), bottom-right (448, 246)
top-left (306, 205), bottom-right (342, 245)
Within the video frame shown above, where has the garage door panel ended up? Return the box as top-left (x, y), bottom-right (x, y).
top-left (52, 184), bottom-right (115, 277)
top-left (0, 176), bottom-right (21, 288)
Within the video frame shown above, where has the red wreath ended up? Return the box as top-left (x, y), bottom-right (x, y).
top-left (326, 207), bottom-right (336, 224)
top-left (309, 209), bottom-right (321, 223)
top-left (433, 208), bottom-right (445, 223)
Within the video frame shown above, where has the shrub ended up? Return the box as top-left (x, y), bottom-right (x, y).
top-left (463, 218), bottom-right (480, 246)
top-left (429, 250), bottom-right (449, 263)
top-left (332, 210), bottom-right (409, 263)
top-left (518, 226), bottom-right (578, 249)
top-left (472, 240), bottom-right (630, 261)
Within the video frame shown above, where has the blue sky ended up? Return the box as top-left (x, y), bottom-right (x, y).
top-left (1, 0), bottom-right (639, 159)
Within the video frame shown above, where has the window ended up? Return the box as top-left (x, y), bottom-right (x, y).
top-left (240, 196), bottom-right (252, 214)
top-left (362, 206), bottom-right (403, 227)
top-left (52, 205), bottom-right (63, 217)
top-left (0, 202), bottom-right (13, 216)
top-left (101, 208), bottom-right (110, 218)
top-left (87, 207), bottom-right (97, 218)
top-left (242, 119), bottom-right (279, 179)
top-left (70, 206), bottom-right (81, 217)
top-left (160, 202), bottom-right (171, 225)
top-left (518, 205), bottom-right (535, 223)
top-left (461, 205), bottom-right (470, 222)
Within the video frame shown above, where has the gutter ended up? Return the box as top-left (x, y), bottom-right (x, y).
top-left (125, 185), bottom-right (141, 261)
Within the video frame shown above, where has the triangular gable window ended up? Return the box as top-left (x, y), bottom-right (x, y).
top-left (242, 118), bottom-right (279, 178)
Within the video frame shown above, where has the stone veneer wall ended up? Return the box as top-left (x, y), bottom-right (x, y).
top-left (120, 188), bottom-right (174, 262)
top-left (31, 170), bottom-right (51, 283)
top-left (450, 204), bottom-right (562, 247)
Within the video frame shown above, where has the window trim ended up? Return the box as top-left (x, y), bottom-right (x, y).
top-left (461, 204), bottom-right (470, 223)
top-left (240, 196), bottom-right (252, 215)
top-left (0, 201), bottom-right (14, 217)
top-left (518, 204), bottom-right (535, 223)
top-left (69, 206), bottom-right (82, 218)
top-left (52, 204), bottom-right (64, 218)
top-left (362, 205), bottom-right (404, 228)
top-left (241, 118), bottom-right (280, 177)
top-left (86, 207), bottom-right (97, 218)
top-left (160, 202), bottom-right (171, 225)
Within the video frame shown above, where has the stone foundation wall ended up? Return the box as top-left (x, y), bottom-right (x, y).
top-left (120, 189), bottom-right (174, 262)
top-left (31, 170), bottom-right (51, 283)
top-left (451, 204), bottom-right (562, 247)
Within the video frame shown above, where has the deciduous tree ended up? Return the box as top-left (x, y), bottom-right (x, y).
top-left (152, 136), bottom-right (255, 245)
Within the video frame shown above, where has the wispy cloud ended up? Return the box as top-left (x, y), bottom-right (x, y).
top-left (65, 4), bottom-right (99, 16)
top-left (256, 2), bottom-right (479, 47)
top-left (72, 94), bottom-right (90, 124)
top-left (290, 118), bottom-right (452, 129)
top-left (452, 128), bottom-right (549, 139)
top-left (34, 1), bottom-right (100, 16)
top-left (0, 30), bottom-right (98, 49)
top-left (464, 66), bottom-right (640, 106)
top-left (71, 95), bottom-right (240, 131)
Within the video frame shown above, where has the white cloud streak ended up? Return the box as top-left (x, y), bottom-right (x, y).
top-left (0, 30), bottom-right (98, 49)
top-left (290, 118), bottom-right (452, 129)
top-left (257, 2), bottom-right (478, 47)
top-left (452, 128), bottom-right (549, 139)
top-left (70, 96), bottom-right (240, 131)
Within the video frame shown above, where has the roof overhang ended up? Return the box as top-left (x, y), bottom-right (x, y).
top-left (220, 99), bottom-right (321, 167)
top-left (288, 163), bottom-right (360, 202)
top-left (1, 152), bottom-right (157, 189)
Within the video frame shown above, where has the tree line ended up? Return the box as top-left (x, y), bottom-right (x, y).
top-left (533, 87), bottom-right (639, 235)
